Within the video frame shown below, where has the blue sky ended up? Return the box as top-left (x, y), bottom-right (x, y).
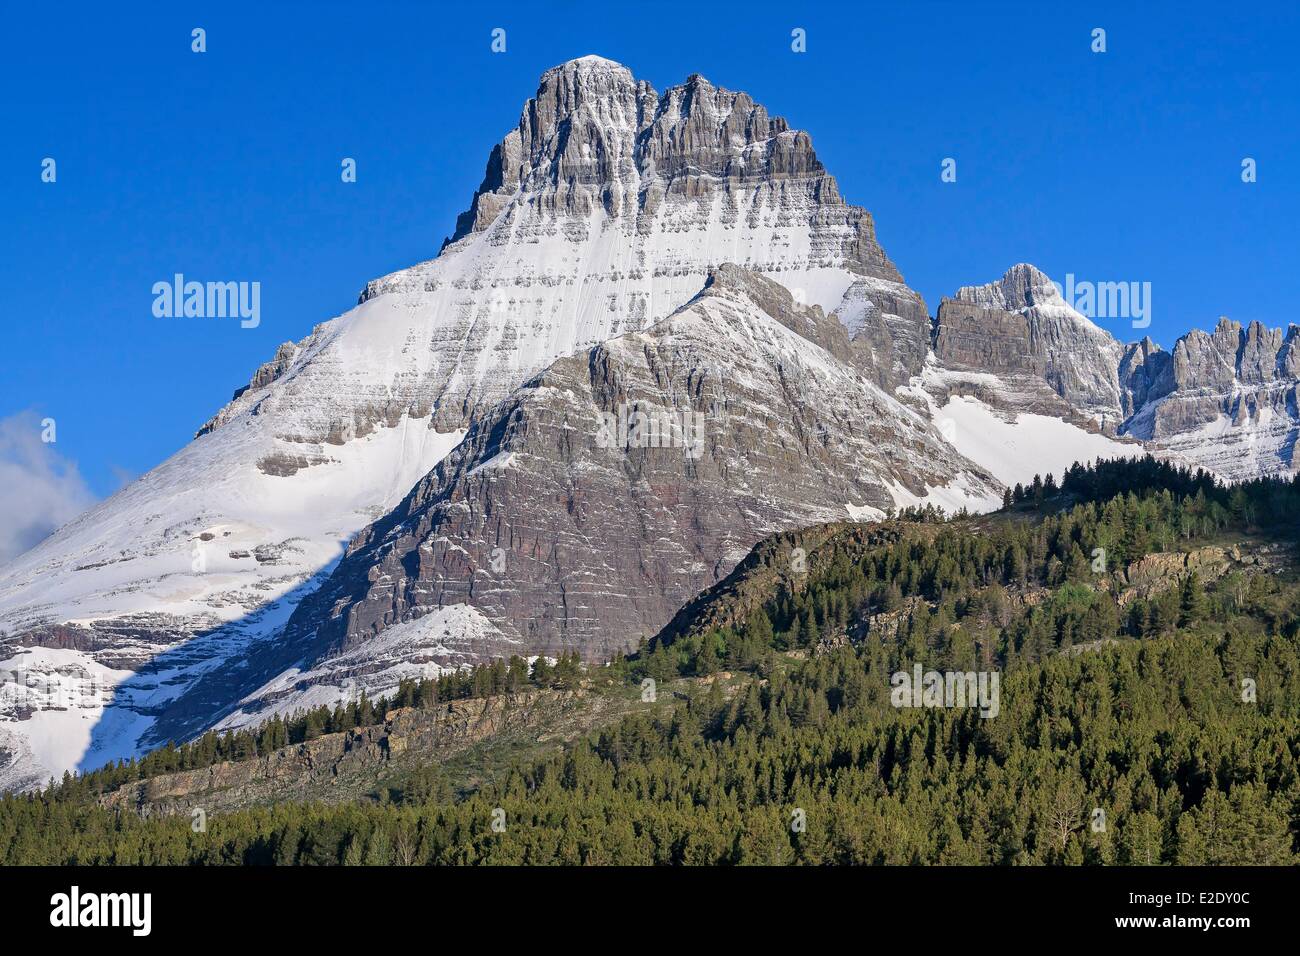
top-left (1, 0), bottom-right (1296, 511)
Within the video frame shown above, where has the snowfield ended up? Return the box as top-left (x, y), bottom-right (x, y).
top-left (935, 395), bottom-right (1141, 487)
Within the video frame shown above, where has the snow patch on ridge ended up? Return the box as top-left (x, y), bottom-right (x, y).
top-left (213, 605), bottom-right (511, 731)
top-left (884, 473), bottom-right (1004, 515)
top-left (0, 421), bottom-right (467, 632)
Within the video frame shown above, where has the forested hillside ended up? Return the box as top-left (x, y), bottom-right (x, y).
top-left (4, 458), bottom-right (1299, 865)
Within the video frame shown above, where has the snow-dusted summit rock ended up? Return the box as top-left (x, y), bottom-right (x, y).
top-left (933, 263), bottom-right (1126, 424)
top-left (901, 264), bottom-right (1144, 488)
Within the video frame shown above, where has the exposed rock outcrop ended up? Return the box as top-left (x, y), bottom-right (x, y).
top-left (99, 689), bottom-right (610, 816)
top-left (1113, 547), bottom-right (1232, 605)
top-left (1120, 318), bottom-right (1300, 478)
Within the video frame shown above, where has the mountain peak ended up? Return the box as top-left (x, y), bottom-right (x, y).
top-left (937, 262), bottom-right (1126, 422)
top-left (433, 59), bottom-right (903, 292)
top-left (953, 263), bottom-right (1064, 313)
top-left (534, 55), bottom-right (637, 95)
top-left (543, 54), bottom-right (629, 75)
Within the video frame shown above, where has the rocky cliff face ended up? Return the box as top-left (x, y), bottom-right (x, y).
top-left (922, 265), bottom-right (1300, 482)
top-left (318, 267), bottom-right (994, 654)
top-left (933, 263), bottom-right (1126, 423)
top-left (442, 58), bottom-right (893, 271)
top-left (1120, 318), bottom-right (1300, 478)
top-left (904, 264), bottom-right (1142, 490)
top-left (1118, 337), bottom-right (1174, 419)
top-left (98, 689), bottom-right (614, 816)
top-left (836, 275), bottom-right (934, 391)
top-left (347, 54), bottom-right (926, 430)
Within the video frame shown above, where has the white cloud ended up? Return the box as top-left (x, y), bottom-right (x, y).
top-left (0, 412), bottom-right (97, 567)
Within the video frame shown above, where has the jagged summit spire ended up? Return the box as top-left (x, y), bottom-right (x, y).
top-left (953, 263), bottom-right (1065, 312)
top-left (432, 57), bottom-right (905, 292)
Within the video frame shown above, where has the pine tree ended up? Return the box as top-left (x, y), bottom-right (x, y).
top-left (1179, 571), bottom-right (1207, 626)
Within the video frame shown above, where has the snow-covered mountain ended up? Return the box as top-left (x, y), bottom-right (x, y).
top-left (0, 56), bottom-right (1294, 788)
top-left (0, 56), bottom-right (958, 787)
top-left (902, 263), bottom-right (1139, 486)
top-left (938, 262), bottom-right (1127, 422)
top-left (1119, 319), bottom-right (1300, 479)
top-left (913, 264), bottom-right (1300, 482)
